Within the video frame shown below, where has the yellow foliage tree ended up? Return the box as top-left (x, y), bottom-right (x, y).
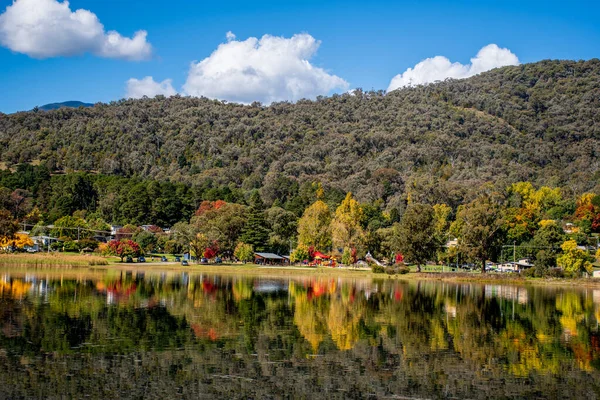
top-left (297, 200), bottom-right (332, 251)
top-left (330, 193), bottom-right (365, 253)
top-left (0, 232), bottom-right (33, 249)
top-left (556, 240), bottom-right (593, 275)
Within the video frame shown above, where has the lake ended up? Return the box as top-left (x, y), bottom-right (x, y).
top-left (1, 268), bottom-right (599, 399)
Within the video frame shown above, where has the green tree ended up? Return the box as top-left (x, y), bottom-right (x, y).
top-left (396, 203), bottom-right (439, 272)
top-left (171, 221), bottom-right (209, 260)
top-left (451, 194), bottom-right (506, 273)
top-left (133, 230), bottom-right (158, 254)
top-left (239, 192), bottom-right (270, 252)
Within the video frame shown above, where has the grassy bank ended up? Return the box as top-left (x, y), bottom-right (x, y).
top-left (0, 253), bottom-right (108, 267)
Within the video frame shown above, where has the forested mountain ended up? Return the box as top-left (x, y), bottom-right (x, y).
top-left (1, 59), bottom-right (599, 211)
top-left (36, 101), bottom-right (94, 112)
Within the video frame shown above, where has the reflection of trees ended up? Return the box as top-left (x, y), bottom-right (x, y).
top-left (2, 274), bottom-right (600, 398)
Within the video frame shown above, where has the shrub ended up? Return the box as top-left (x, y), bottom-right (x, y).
top-left (385, 266), bottom-right (397, 275)
top-left (546, 267), bottom-right (565, 278)
top-left (398, 266), bottom-right (410, 274)
top-left (372, 264), bottom-right (385, 273)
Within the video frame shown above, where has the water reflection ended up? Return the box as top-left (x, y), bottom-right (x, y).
top-left (1, 270), bottom-right (600, 399)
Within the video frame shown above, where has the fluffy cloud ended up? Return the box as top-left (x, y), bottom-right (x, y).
top-left (126, 77), bottom-right (177, 99)
top-left (182, 33), bottom-right (348, 104)
top-left (387, 44), bottom-right (519, 91)
top-left (0, 0), bottom-right (151, 60)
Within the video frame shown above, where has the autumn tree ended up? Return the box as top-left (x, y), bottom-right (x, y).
top-left (107, 239), bottom-right (141, 262)
top-left (451, 193), bottom-right (506, 273)
top-left (331, 193), bottom-right (365, 254)
top-left (557, 240), bottom-right (594, 276)
top-left (396, 203), bottom-right (439, 272)
top-left (0, 210), bottom-right (19, 245)
top-left (297, 200), bottom-right (332, 251)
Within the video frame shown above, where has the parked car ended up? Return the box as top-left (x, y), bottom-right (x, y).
top-left (161, 256), bottom-right (168, 262)
top-left (200, 258), bottom-right (208, 264)
top-left (181, 260), bottom-right (189, 266)
top-left (175, 256), bottom-right (181, 262)
top-left (125, 256), bottom-right (133, 263)
top-left (215, 257), bottom-right (222, 264)
top-left (137, 256), bottom-right (146, 263)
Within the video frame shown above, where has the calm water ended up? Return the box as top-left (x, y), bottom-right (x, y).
top-left (1, 268), bottom-right (600, 399)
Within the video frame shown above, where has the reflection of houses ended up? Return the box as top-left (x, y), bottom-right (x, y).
top-left (254, 253), bottom-right (288, 265)
top-left (445, 238), bottom-right (458, 248)
top-left (485, 285), bottom-right (529, 304)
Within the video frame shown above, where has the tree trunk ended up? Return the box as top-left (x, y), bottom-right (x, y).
top-left (417, 264), bottom-right (421, 272)
top-left (481, 259), bottom-right (486, 273)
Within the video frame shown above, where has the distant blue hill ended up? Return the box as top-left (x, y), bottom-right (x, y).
top-left (37, 101), bottom-right (94, 111)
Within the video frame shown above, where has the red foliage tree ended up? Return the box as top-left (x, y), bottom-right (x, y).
top-left (203, 240), bottom-right (219, 259)
top-left (195, 200), bottom-right (227, 216)
top-left (108, 239), bottom-right (141, 262)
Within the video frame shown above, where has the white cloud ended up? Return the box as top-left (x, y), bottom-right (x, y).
top-left (182, 33), bottom-right (348, 104)
top-left (0, 0), bottom-right (151, 60)
top-left (225, 31), bottom-right (236, 42)
top-left (126, 77), bottom-right (177, 99)
top-left (387, 44), bottom-right (519, 92)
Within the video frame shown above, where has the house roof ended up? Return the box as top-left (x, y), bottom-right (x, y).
top-left (255, 252), bottom-right (284, 260)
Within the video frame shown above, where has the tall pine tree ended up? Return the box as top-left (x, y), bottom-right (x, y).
top-left (239, 192), bottom-right (270, 252)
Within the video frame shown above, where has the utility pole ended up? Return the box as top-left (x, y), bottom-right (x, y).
top-left (513, 241), bottom-right (516, 263)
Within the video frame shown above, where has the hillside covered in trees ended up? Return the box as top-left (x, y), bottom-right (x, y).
top-left (1, 59), bottom-right (599, 210)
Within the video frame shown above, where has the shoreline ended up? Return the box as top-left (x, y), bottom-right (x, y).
top-left (1, 257), bottom-right (600, 288)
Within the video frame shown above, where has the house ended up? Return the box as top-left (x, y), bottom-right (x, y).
top-left (30, 236), bottom-right (59, 252)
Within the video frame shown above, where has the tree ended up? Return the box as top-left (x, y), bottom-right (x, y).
top-left (396, 203), bottom-right (439, 272)
top-left (0, 232), bottom-right (33, 249)
top-left (193, 202), bottom-right (247, 256)
top-left (531, 220), bottom-right (565, 275)
top-left (290, 244), bottom-right (310, 263)
top-left (107, 239), bottom-right (141, 262)
top-left (297, 200), bottom-right (332, 251)
top-left (171, 221), bottom-right (209, 261)
top-left (451, 194), bottom-right (506, 273)
top-left (133, 230), bottom-right (158, 254)
top-left (331, 193), bottom-right (365, 254)
top-left (0, 210), bottom-right (19, 245)
top-left (234, 242), bottom-right (254, 263)
top-left (50, 216), bottom-right (90, 240)
top-left (239, 192), bottom-right (269, 252)
top-left (557, 240), bottom-right (594, 276)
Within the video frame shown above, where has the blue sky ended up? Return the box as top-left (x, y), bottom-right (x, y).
top-left (0, 0), bottom-right (599, 113)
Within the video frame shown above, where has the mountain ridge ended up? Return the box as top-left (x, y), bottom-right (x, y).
top-left (1, 58), bottom-right (599, 209)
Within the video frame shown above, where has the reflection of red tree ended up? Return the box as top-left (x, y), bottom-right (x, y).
top-left (202, 280), bottom-right (216, 294)
top-left (191, 324), bottom-right (219, 341)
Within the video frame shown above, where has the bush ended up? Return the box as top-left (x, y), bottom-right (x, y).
top-left (398, 266), bottom-right (410, 274)
top-left (546, 267), bottom-right (565, 278)
top-left (521, 268), bottom-right (536, 278)
top-left (385, 266), bottom-right (397, 275)
top-left (372, 264), bottom-right (385, 274)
